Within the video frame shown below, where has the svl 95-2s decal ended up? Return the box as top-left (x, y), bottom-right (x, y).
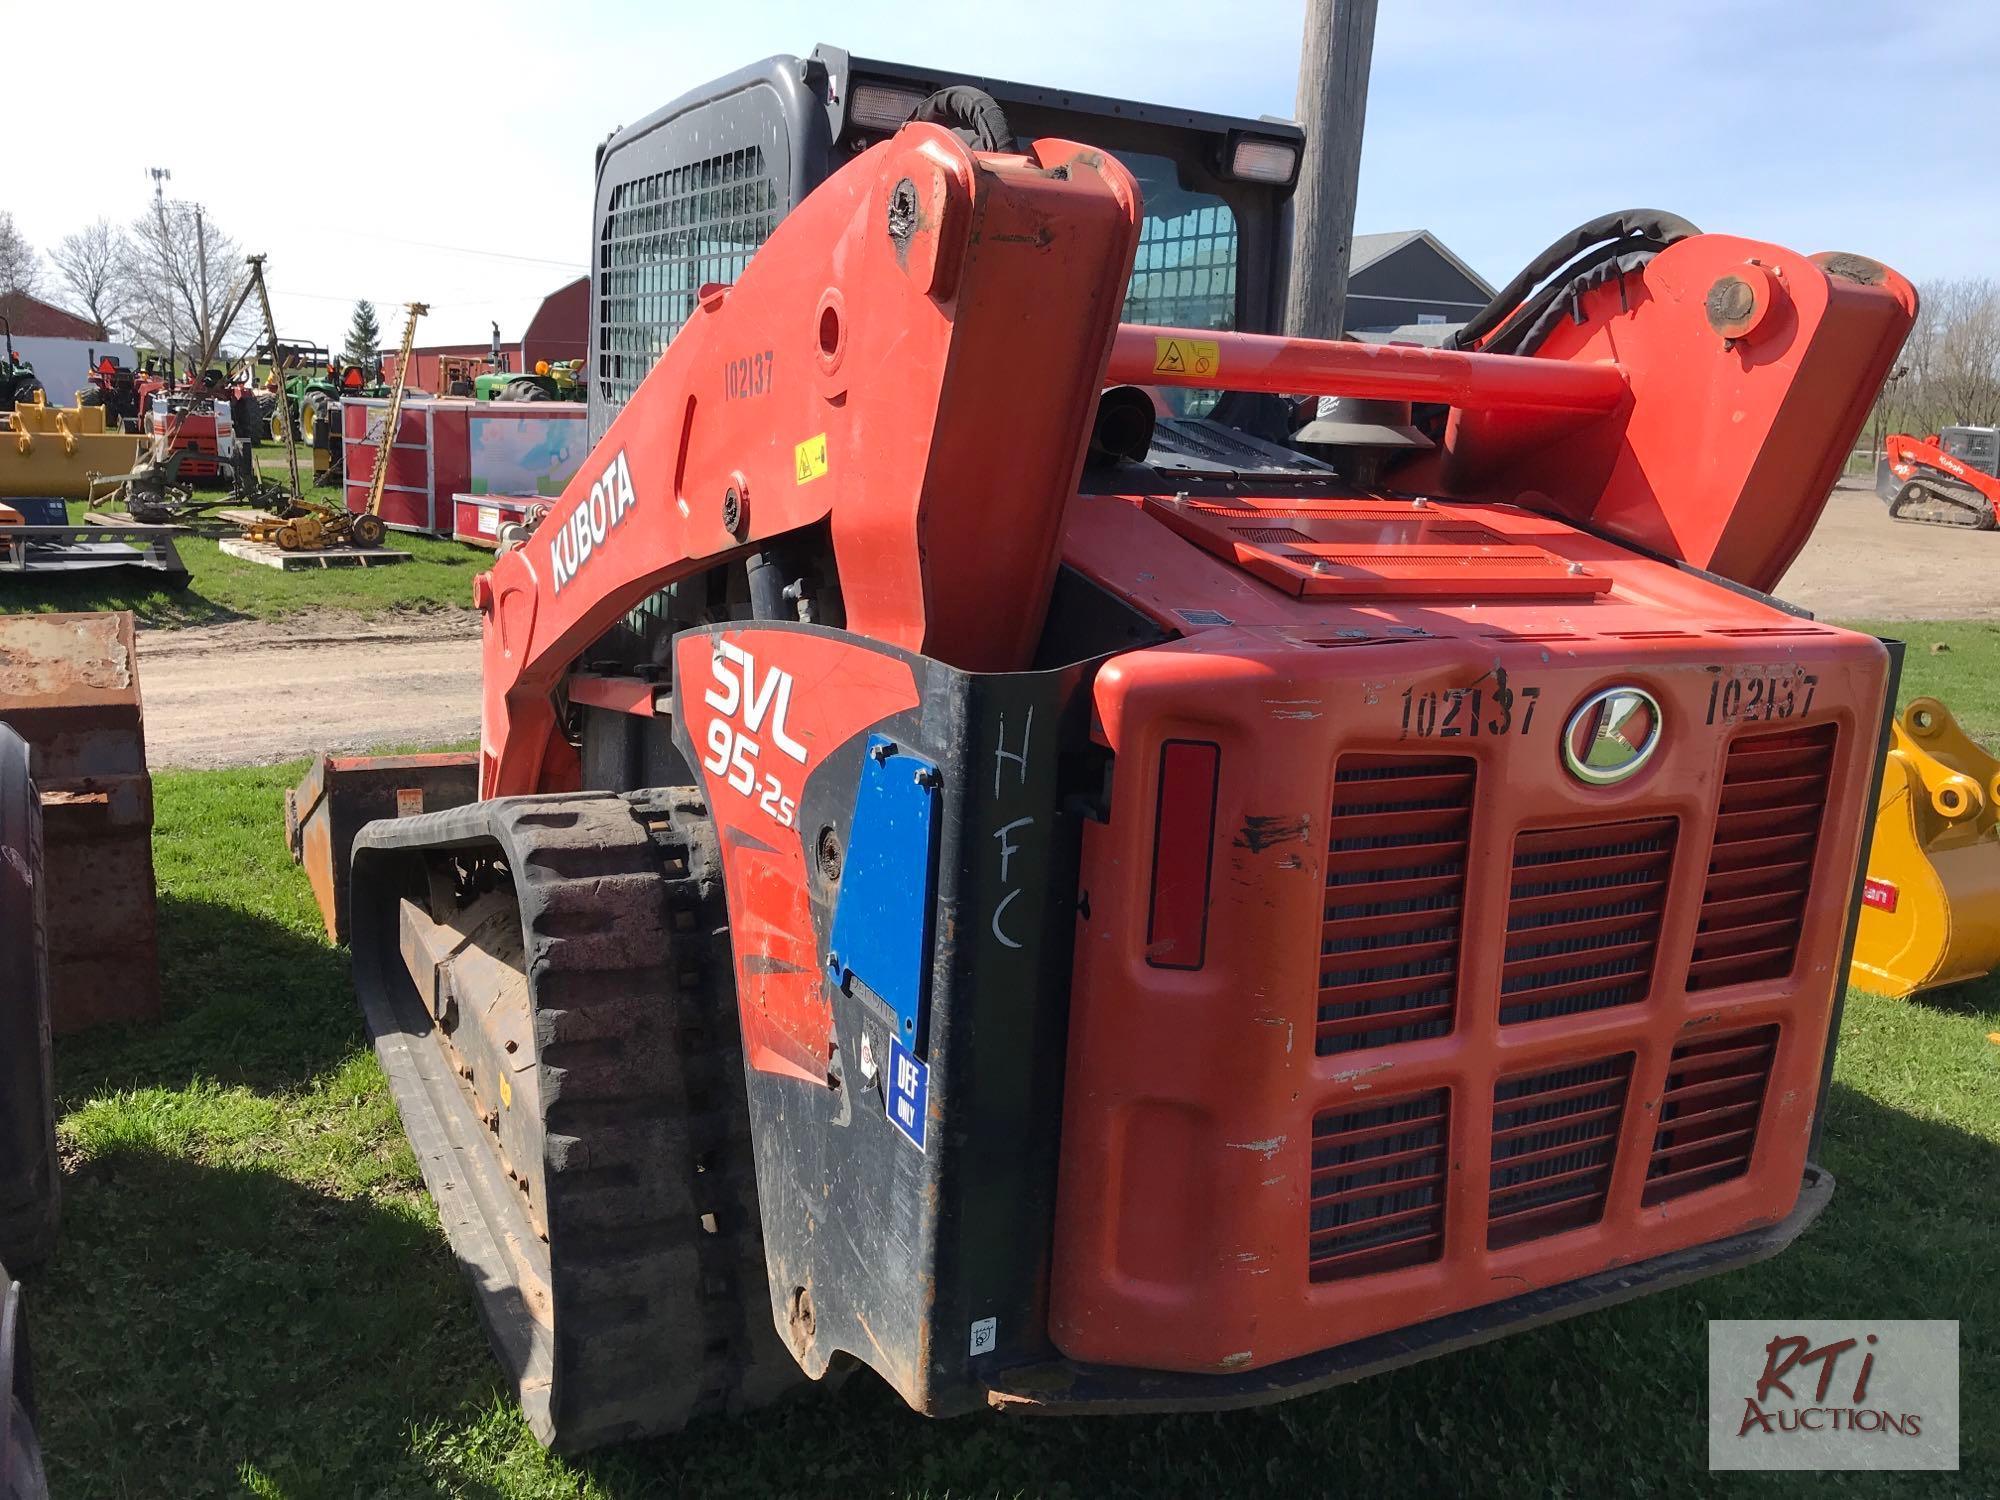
top-left (703, 640), bottom-right (808, 827)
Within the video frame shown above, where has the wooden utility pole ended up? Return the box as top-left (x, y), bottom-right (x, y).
top-left (1285, 0), bottom-right (1378, 340)
top-left (194, 204), bottom-right (211, 368)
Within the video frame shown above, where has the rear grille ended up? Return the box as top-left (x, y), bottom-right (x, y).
top-left (1309, 1091), bottom-right (1449, 1281)
top-left (1644, 1026), bottom-right (1779, 1204)
top-left (1501, 819), bottom-right (1676, 1024)
top-left (1318, 754), bottom-right (1475, 1055)
top-left (1487, 1055), bottom-right (1633, 1248)
top-left (1688, 725), bottom-right (1836, 991)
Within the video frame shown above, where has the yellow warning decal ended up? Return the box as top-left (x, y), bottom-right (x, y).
top-left (500, 1073), bottom-right (513, 1108)
top-left (794, 432), bottom-right (830, 484)
top-left (1153, 336), bottom-right (1220, 379)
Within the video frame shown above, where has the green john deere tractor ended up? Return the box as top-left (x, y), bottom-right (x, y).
top-left (0, 320), bottom-right (44, 413)
top-left (267, 344), bottom-right (393, 443)
top-left (436, 324), bottom-right (580, 403)
top-left (468, 358), bottom-right (581, 402)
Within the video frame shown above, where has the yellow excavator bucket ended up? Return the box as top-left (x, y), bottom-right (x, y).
top-left (1850, 697), bottom-right (2000, 998)
top-left (0, 394), bottom-right (143, 501)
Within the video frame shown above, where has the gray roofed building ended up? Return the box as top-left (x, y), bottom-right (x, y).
top-left (1344, 230), bottom-right (1494, 340)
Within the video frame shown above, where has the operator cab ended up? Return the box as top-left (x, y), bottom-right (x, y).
top-left (1938, 425), bottom-right (1999, 477)
top-left (588, 44), bottom-right (1303, 441)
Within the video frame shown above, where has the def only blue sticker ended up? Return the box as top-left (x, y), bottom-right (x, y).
top-left (886, 1036), bottom-right (928, 1151)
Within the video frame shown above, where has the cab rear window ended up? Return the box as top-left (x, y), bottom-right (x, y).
top-left (1119, 152), bottom-right (1238, 334)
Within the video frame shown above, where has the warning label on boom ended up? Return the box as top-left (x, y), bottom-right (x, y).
top-left (794, 432), bottom-right (829, 484)
top-left (1153, 337), bottom-right (1220, 378)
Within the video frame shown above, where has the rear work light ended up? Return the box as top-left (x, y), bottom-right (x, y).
top-left (847, 81), bottom-right (931, 136)
top-left (1227, 133), bottom-right (1300, 185)
top-left (1146, 740), bottom-right (1220, 970)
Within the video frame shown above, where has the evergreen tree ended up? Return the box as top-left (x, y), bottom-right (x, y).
top-left (344, 300), bottom-right (381, 367)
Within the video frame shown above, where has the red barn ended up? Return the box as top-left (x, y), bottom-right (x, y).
top-left (387, 276), bottom-right (586, 392)
top-left (0, 292), bottom-right (104, 340)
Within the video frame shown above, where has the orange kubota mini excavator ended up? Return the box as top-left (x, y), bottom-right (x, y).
top-left (343, 51), bottom-right (1916, 1452)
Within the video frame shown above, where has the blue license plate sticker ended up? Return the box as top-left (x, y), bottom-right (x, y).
top-left (887, 1037), bottom-right (928, 1151)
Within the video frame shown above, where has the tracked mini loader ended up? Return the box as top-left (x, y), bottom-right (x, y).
top-left (346, 52), bottom-right (1915, 1452)
top-left (1876, 426), bottom-right (2000, 528)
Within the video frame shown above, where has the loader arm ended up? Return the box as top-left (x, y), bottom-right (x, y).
top-left (472, 126), bottom-right (1143, 798)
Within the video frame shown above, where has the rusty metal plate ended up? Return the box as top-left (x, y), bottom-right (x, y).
top-left (0, 611), bottom-right (159, 1033)
top-left (0, 612), bottom-right (137, 700)
top-left (0, 612), bottom-right (147, 782)
top-left (286, 753), bottom-right (480, 944)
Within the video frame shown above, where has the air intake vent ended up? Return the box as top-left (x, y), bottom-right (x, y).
top-left (1232, 525), bottom-right (1312, 544)
top-left (1487, 1055), bottom-right (1633, 1248)
top-left (1318, 754), bottom-right (1475, 1055)
top-left (1501, 818), bottom-right (1676, 1024)
top-left (1688, 725), bottom-right (1837, 991)
top-left (1309, 1090), bottom-right (1449, 1282)
top-left (1644, 1026), bottom-right (1779, 1204)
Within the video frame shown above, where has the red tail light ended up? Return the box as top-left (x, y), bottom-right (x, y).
top-left (1145, 740), bottom-right (1219, 970)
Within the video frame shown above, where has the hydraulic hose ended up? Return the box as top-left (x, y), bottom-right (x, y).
top-left (1451, 210), bottom-right (1700, 356)
top-left (911, 86), bottom-right (1015, 153)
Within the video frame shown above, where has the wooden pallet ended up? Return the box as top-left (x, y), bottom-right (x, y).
top-left (218, 537), bottom-right (411, 570)
top-left (85, 511), bottom-right (190, 532)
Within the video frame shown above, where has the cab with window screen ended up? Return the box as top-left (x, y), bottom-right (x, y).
top-left (1939, 426), bottom-right (2000, 477)
top-left (589, 44), bottom-right (1301, 439)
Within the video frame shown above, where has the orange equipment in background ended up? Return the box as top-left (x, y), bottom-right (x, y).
top-left (1876, 427), bottom-right (2000, 528)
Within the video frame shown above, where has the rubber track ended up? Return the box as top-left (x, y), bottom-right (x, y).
top-left (350, 788), bottom-right (800, 1450)
top-left (1887, 475), bottom-right (1998, 530)
top-left (0, 724), bottom-right (57, 1271)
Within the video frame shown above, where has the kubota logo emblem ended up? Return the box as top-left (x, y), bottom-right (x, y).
top-left (1562, 686), bottom-right (1662, 785)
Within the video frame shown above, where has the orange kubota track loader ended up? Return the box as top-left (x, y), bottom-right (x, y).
top-left (1876, 425), bottom-right (2000, 528)
top-left (345, 60), bottom-right (1915, 1453)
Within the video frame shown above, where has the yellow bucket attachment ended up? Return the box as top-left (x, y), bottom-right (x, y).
top-left (1850, 697), bottom-right (2000, 998)
top-left (0, 395), bottom-right (143, 500)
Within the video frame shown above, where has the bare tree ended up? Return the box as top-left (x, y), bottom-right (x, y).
top-left (0, 210), bottom-right (39, 299)
top-left (49, 219), bottom-right (126, 339)
top-left (117, 198), bottom-right (250, 369)
top-left (1927, 278), bottom-right (2000, 429)
top-left (1862, 277), bottom-right (2000, 457)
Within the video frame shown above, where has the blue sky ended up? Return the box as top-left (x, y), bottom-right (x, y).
top-left (8, 0), bottom-right (1994, 346)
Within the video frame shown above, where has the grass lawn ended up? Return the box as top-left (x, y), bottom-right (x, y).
top-left (18, 642), bottom-right (1998, 1496)
top-left (1847, 618), bottom-right (2000, 746)
top-left (1, 456), bottom-right (484, 627)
